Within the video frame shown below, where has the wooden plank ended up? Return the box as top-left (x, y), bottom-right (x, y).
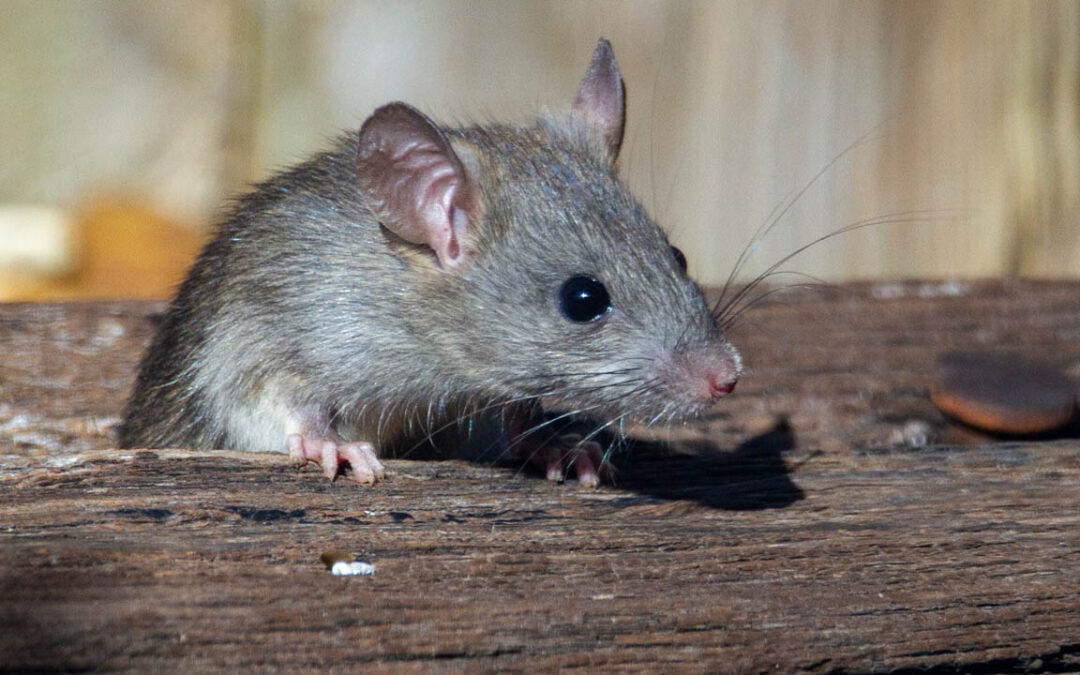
top-left (2, 280), bottom-right (1079, 672)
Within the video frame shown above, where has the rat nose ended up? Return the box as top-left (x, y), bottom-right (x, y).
top-left (708, 374), bottom-right (737, 398)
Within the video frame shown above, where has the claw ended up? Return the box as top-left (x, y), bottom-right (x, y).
top-left (320, 439), bottom-right (339, 480)
top-left (539, 444), bottom-right (566, 482)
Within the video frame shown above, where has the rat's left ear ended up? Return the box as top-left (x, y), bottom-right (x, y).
top-left (357, 102), bottom-right (481, 270)
top-left (571, 38), bottom-right (626, 162)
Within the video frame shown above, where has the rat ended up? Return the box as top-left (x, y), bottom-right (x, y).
top-left (117, 38), bottom-right (742, 487)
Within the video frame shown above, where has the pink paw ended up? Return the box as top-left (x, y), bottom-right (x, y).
top-left (286, 434), bottom-right (386, 485)
top-left (534, 434), bottom-right (615, 488)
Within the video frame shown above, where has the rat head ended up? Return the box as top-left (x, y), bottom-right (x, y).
top-left (357, 39), bottom-right (741, 424)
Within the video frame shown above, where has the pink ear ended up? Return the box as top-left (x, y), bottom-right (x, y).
top-left (572, 38), bottom-right (626, 161)
top-left (357, 103), bottom-right (478, 268)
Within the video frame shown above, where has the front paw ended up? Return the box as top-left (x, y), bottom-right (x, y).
top-left (533, 434), bottom-right (615, 488)
top-left (286, 434), bottom-right (386, 485)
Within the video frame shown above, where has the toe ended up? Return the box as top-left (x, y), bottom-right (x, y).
top-left (354, 444), bottom-right (386, 480)
top-left (339, 443), bottom-right (383, 485)
top-left (319, 440), bottom-right (340, 480)
top-left (570, 443), bottom-right (600, 488)
top-left (536, 445), bottom-right (564, 482)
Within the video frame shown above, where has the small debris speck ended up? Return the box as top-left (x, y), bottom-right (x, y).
top-left (331, 560), bottom-right (375, 576)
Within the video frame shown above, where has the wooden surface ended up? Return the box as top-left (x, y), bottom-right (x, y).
top-left (2, 280), bottom-right (1079, 673)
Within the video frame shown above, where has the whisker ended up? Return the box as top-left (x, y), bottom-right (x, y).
top-left (715, 209), bottom-right (962, 323)
top-left (714, 123), bottom-right (887, 312)
top-left (718, 277), bottom-right (856, 333)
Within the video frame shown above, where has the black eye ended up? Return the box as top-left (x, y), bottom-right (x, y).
top-left (559, 275), bottom-right (611, 323)
top-left (671, 246), bottom-right (687, 272)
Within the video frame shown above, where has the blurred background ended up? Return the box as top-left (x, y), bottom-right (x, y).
top-left (1, 0), bottom-right (1077, 301)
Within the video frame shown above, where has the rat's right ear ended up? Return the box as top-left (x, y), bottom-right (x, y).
top-left (571, 38), bottom-right (626, 162)
top-left (357, 103), bottom-right (480, 269)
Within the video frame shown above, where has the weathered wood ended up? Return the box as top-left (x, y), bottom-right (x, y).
top-left (2, 281), bottom-right (1079, 673)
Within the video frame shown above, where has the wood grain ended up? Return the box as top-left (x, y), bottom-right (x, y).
top-left (2, 280), bottom-right (1079, 672)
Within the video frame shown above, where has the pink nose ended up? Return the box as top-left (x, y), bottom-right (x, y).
top-left (709, 375), bottom-right (737, 398)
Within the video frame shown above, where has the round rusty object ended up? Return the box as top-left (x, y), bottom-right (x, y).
top-left (931, 351), bottom-right (1077, 434)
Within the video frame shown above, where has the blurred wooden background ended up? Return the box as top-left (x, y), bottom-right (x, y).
top-left (1, 0), bottom-right (1078, 300)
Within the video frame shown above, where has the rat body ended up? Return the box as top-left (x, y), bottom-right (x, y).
top-left (118, 40), bottom-right (741, 485)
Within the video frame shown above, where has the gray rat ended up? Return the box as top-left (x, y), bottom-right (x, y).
top-left (118, 39), bottom-right (741, 486)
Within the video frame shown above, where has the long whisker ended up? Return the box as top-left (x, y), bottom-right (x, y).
top-left (719, 282), bottom-right (838, 332)
top-left (714, 123), bottom-right (887, 312)
top-left (716, 271), bottom-right (858, 332)
top-left (714, 209), bottom-right (963, 323)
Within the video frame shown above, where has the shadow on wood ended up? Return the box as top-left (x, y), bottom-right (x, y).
top-left (612, 418), bottom-right (804, 511)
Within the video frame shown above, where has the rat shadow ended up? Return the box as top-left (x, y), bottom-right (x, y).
top-left (389, 415), bottom-right (804, 511)
top-left (607, 418), bottom-right (805, 510)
